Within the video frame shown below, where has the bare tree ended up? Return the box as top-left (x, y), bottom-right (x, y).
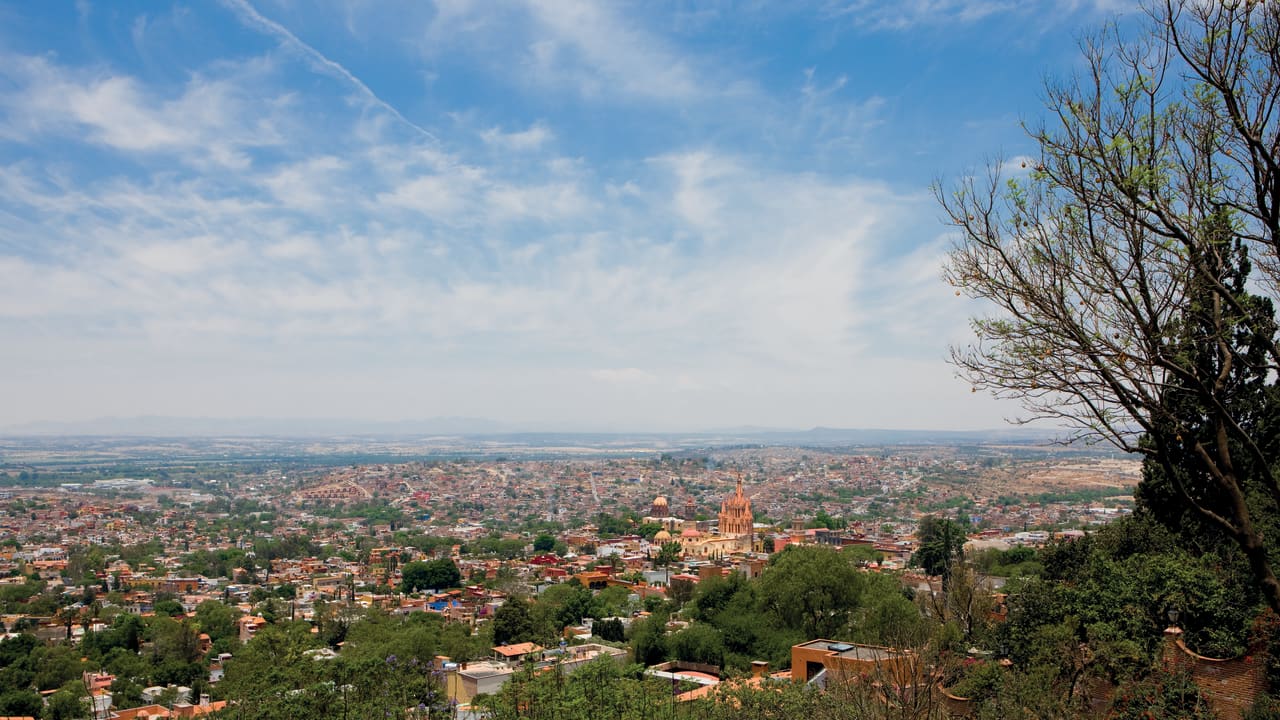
top-left (939, 1), bottom-right (1280, 609)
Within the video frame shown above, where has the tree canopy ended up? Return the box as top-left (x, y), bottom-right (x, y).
top-left (941, 0), bottom-right (1280, 611)
top-left (400, 558), bottom-right (462, 593)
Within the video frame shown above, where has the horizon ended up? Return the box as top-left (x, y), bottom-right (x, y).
top-left (0, 1), bottom-right (1142, 431)
top-left (2, 413), bottom-right (1065, 438)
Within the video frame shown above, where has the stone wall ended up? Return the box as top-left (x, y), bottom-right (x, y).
top-left (1162, 627), bottom-right (1268, 720)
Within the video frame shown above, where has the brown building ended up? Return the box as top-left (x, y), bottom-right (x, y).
top-left (791, 640), bottom-right (917, 687)
top-left (718, 479), bottom-right (752, 537)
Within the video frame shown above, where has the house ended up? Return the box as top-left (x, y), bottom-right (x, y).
top-left (493, 642), bottom-right (543, 666)
top-left (790, 640), bottom-right (918, 687)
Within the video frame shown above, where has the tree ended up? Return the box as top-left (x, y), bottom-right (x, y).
top-left (669, 623), bottom-right (726, 667)
top-left (399, 559), bottom-right (461, 593)
top-left (758, 545), bottom-right (863, 639)
top-left (217, 623), bottom-right (327, 717)
top-left (0, 690), bottom-right (41, 718)
top-left (654, 541), bottom-right (682, 584)
top-left (629, 615), bottom-right (667, 666)
top-left (154, 598), bottom-right (184, 617)
top-left (492, 597), bottom-right (536, 646)
top-left (194, 600), bottom-right (241, 644)
top-left (940, 1), bottom-right (1280, 612)
top-left (669, 576), bottom-right (696, 607)
top-left (532, 534), bottom-right (556, 553)
top-left (533, 582), bottom-right (595, 640)
top-left (595, 617), bottom-right (625, 643)
top-left (912, 516), bottom-right (969, 586)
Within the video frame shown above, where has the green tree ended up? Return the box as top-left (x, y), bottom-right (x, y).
top-left (668, 623), bottom-right (726, 667)
top-left (400, 559), bottom-right (462, 593)
top-left (1110, 670), bottom-right (1216, 720)
top-left (759, 545), bottom-right (862, 639)
top-left (669, 577), bottom-right (696, 607)
top-left (492, 597), bottom-right (536, 646)
top-left (629, 614), bottom-right (668, 667)
top-left (654, 541), bottom-right (682, 584)
top-left (912, 515), bottom-right (969, 586)
top-left (44, 682), bottom-right (87, 720)
top-left (29, 644), bottom-right (84, 691)
top-left (153, 598), bottom-right (184, 617)
top-left (194, 600), bottom-right (241, 644)
top-left (533, 582), bottom-right (595, 640)
top-left (532, 534), bottom-right (556, 553)
top-left (216, 623), bottom-right (327, 716)
top-left (0, 690), bottom-right (42, 718)
top-left (940, 0), bottom-right (1280, 612)
top-left (595, 617), bottom-right (625, 643)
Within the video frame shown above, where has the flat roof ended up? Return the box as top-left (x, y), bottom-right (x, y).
top-left (797, 640), bottom-right (905, 661)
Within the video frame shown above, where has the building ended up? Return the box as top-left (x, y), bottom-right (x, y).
top-left (679, 478), bottom-right (754, 557)
top-left (719, 479), bottom-right (752, 537)
top-left (447, 643), bottom-right (627, 704)
top-left (791, 640), bottom-right (918, 687)
top-left (650, 496), bottom-right (670, 517)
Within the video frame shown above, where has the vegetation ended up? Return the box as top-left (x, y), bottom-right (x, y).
top-left (942, 0), bottom-right (1280, 613)
top-left (400, 559), bottom-right (462, 593)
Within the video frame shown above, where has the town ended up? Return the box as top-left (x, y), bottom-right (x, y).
top-left (0, 436), bottom-right (1142, 718)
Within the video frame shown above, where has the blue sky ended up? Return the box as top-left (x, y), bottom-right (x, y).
top-left (0, 0), bottom-right (1137, 432)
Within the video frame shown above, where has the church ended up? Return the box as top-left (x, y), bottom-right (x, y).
top-left (676, 477), bottom-right (756, 558)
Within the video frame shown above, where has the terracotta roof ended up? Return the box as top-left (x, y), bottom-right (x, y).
top-left (493, 642), bottom-right (542, 657)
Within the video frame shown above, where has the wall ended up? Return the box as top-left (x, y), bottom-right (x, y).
top-left (1162, 628), bottom-right (1267, 720)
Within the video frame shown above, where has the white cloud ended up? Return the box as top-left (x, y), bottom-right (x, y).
top-left (377, 172), bottom-right (475, 220)
top-left (591, 368), bottom-right (659, 385)
top-left (0, 6), bottom-right (1021, 430)
top-left (823, 0), bottom-right (1139, 32)
top-left (0, 55), bottom-right (282, 168)
top-left (999, 155), bottom-right (1037, 175)
top-left (826, 0), bottom-right (1019, 30)
top-left (262, 156), bottom-right (349, 211)
top-left (127, 236), bottom-right (246, 275)
top-left (519, 1), bottom-right (703, 101)
top-left (413, 0), bottom-right (715, 103)
top-left (220, 0), bottom-right (439, 141)
top-left (481, 123), bottom-right (554, 151)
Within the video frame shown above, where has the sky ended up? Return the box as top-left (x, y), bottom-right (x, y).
top-left (0, 0), bottom-right (1140, 433)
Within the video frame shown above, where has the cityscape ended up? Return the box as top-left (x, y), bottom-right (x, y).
top-left (0, 431), bottom-right (1138, 718)
top-left (1, 0), bottom-right (1278, 719)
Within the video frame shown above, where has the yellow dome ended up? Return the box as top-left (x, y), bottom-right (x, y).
top-left (654, 529), bottom-right (672, 542)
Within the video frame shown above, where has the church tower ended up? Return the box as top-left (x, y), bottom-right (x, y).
top-left (718, 477), bottom-right (753, 537)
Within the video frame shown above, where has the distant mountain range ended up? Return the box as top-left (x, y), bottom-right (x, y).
top-left (1, 415), bottom-right (1065, 446)
top-left (2, 415), bottom-right (510, 437)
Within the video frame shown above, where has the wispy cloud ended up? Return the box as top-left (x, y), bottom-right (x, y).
top-left (481, 123), bottom-right (554, 152)
top-left (0, 0), bottom-right (1074, 429)
top-left (519, 0), bottom-right (703, 101)
top-left (823, 0), bottom-right (1135, 31)
top-left (220, 0), bottom-right (439, 141)
top-left (0, 55), bottom-right (280, 168)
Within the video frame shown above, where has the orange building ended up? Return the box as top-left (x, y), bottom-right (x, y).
top-left (790, 640), bottom-right (918, 687)
top-left (718, 479), bottom-right (752, 537)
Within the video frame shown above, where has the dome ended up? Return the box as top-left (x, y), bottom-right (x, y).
top-left (650, 496), bottom-right (671, 517)
top-left (681, 528), bottom-right (702, 538)
top-left (654, 529), bottom-right (672, 542)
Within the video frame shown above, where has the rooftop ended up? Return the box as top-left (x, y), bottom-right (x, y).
top-left (796, 640), bottom-right (907, 662)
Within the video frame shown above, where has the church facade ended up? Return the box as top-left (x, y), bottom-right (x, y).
top-left (678, 478), bottom-right (755, 558)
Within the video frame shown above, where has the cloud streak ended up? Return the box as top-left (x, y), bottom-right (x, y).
top-left (220, 0), bottom-right (440, 142)
top-left (0, 0), bottom-right (1077, 430)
